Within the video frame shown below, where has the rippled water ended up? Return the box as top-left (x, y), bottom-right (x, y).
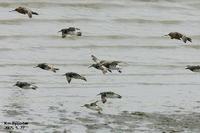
top-left (0, 0), bottom-right (200, 132)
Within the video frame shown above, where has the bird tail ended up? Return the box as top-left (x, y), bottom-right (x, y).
top-left (31, 85), bottom-right (38, 90)
top-left (32, 11), bottom-right (39, 15)
top-left (81, 76), bottom-right (87, 81)
top-left (52, 68), bottom-right (59, 73)
top-left (102, 69), bottom-right (107, 74)
top-left (118, 95), bottom-right (122, 98)
top-left (108, 69), bottom-right (112, 73)
top-left (77, 32), bottom-right (82, 36)
top-left (187, 37), bottom-right (192, 43)
top-left (185, 65), bottom-right (191, 69)
top-left (182, 36), bottom-right (192, 43)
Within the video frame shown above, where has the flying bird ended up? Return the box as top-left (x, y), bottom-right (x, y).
top-left (185, 65), bottom-right (200, 72)
top-left (34, 63), bottom-right (59, 73)
top-left (97, 91), bottom-right (122, 103)
top-left (100, 61), bottom-right (122, 73)
top-left (90, 55), bottom-right (123, 73)
top-left (10, 7), bottom-right (38, 18)
top-left (14, 81), bottom-right (38, 90)
top-left (82, 101), bottom-right (102, 113)
top-left (63, 72), bottom-right (87, 84)
top-left (88, 63), bottom-right (111, 74)
top-left (164, 32), bottom-right (192, 43)
top-left (58, 27), bottom-right (82, 38)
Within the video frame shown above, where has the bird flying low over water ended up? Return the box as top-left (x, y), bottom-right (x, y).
top-left (90, 55), bottom-right (123, 73)
top-left (34, 63), bottom-right (59, 73)
top-left (63, 72), bottom-right (87, 84)
top-left (58, 27), bottom-right (82, 38)
top-left (88, 63), bottom-right (111, 74)
top-left (164, 32), bottom-right (192, 43)
top-left (185, 65), bottom-right (200, 72)
top-left (100, 61), bottom-right (122, 73)
top-left (97, 91), bottom-right (122, 103)
top-left (14, 81), bottom-right (38, 90)
top-left (10, 7), bottom-right (39, 18)
top-left (82, 101), bottom-right (102, 113)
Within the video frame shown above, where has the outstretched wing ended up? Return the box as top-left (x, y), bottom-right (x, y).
top-left (66, 76), bottom-right (71, 83)
top-left (27, 9), bottom-right (32, 18)
top-left (73, 73), bottom-right (87, 81)
top-left (91, 55), bottom-right (100, 63)
top-left (182, 36), bottom-right (187, 43)
top-left (90, 101), bottom-right (99, 106)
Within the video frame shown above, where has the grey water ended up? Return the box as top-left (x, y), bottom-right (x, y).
top-left (0, 0), bottom-right (200, 132)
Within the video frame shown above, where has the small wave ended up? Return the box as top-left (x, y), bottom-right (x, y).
top-left (136, 82), bottom-right (200, 86)
top-left (113, 18), bottom-right (183, 24)
top-left (0, 34), bottom-right (134, 40)
top-left (0, 34), bottom-right (59, 40)
top-left (0, 2), bottom-right (126, 9)
top-left (0, 18), bottom-right (103, 25)
top-left (0, 48), bottom-right (12, 51)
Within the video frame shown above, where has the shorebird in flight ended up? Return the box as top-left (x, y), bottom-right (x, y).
top-left (164, 32), bottom-right (192, 43)
top-left (34, 63), bottom-right (59, 73)
top-left (14, 81), bottom-right (38, 90)
top-left (10, 7), bottom-right (38, 18)
top-left (185, 65), bottom-right (200, 72)
top-left (90, 55), bottom-right (123, 73)
top-left (63, 72), bottom-right (87, 84)
top-left (97, 91), bottom-right (122, 103)
top-left (88, 63), bottom-right (111, 74)
top-left (82, 101), bottom-right (102, 113)
top-left (58, 27), bottom-right (82, 38)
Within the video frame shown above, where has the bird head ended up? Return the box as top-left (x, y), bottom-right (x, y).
top-left (185, 65), bottom-right (191, 69)
top-left (187, 37), bottom-right (192, 43)
top-left (62, 73), bottom-right (67, 76)
top-left (163, 33), bottom-right (170, 37)
top-left (88, 64), bottom-right (95, 68)
top-left (58, 29), bottom-right (64, 33)
top-left (33, 65), bottom-right (39, 68)
top-left (13, 81), bottom-right (20, 86)
top-left (81, 104), bottom-right (89, 108)
top-left (9, 9), bottom-right (16, 12)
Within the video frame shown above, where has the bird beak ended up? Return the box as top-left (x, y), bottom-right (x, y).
top-left (88, 65), bottom-right (93, 68)
top-left (81, 105), bottom-right (85, 107)
top-left (13, 84), bottom-right (16, 86)
top-left (33, 66), bottom-right (38, 68)
top-left (9, 10), bottom-right (15, 12)
top-left (58, 30), bottom-right (61, 33)
top-left (185, 66), bottom-right (189, 69)
top-left (163, 34), bottom-right (169, 37)
top-left (62, 74), bottom-right (66, 76)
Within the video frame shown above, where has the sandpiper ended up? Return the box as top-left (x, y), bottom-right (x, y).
top-left (82, 101), bottom-right (102, 113)
top-left (34, 63), bottom-right (59, 73)
top-left (10, 7), bottom-right (38, 18)
top-left (91, 55), bottom-right (123, 73)
top-left (186, 65), bottom-right (200, 72)
top-left (58, 27), bottom-right (82, 38)
top-left (88, 63), bottom-right (111, 74)
top-left (101, 61), bottom-right (122, 73)
top-left (14, 81), bottom-right (38, 90)
top-left (97, 91), bottom-right (122, 103)
top-left (63, 72), bottom-right (87, 84)
top-left (164, 32), bottom-right (192, 43)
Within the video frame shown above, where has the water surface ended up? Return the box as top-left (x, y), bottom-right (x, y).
top-left (0, 0), bottom-right (200, 132)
